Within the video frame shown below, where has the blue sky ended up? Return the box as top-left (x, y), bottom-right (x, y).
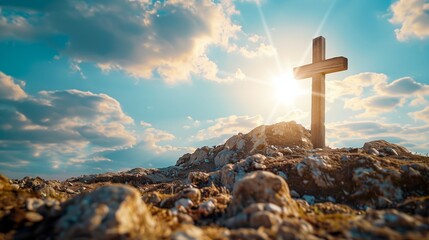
top-left (0, 0), bottom-right (428, 179)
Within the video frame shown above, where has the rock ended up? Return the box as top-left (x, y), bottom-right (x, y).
top-left (142, 192), bottom-right (162, 205)
top-left (368, 148), bottom-right (380, 156)
top-left (26, 198), bottom-right (44, 211)
top-left (296, 155), bottom-right (335, 188)
top-left (220, 164), bottom-right (236, 190)
top-left (397, 196), bottom-right (429, 217)
top-left (176, 153), bottom-right (191, 166)
top-left (249, 121), bottom-right (313, 151)
top-left (303, 195), bottom-right (316, 205)
top-left (214, 148), bottom-right (237, 167)
top-left (65, 188), bottom-right (76, 194)
top-left (227, 228), bottom-right (270, 240)
top-left (228, 171), bottom-right (299, 216)
top-left (363, 140), bottom-right (409, 156)
top-left (179, 188), bottom-right (201, 204)
top-left (25, 212), bottom-right (44, 222)
top-left (188, 172), bottom-right (210, 185)
top-left (352, 163), bottom-right (403, 208)
top-left (385, 147), bottom-right (399, 156)
top-left (290, 190), bottom-right (300, 198)
top-left (224, 133), bottom-right (246, 151)
top-left (55, 184), bottom-right (157, 239)
top-left (275, 218), bottom-right (317, 240)
top-left (188, 147), bottom-right (210, 166)
top-left (198, 200), bottom-right (216, 216)
top-left (175, 198), bottom-right (194, 209)
top-left (171, 225), bottom-right (205, 240)
top-left (249, 211), bottom-right (282, 228)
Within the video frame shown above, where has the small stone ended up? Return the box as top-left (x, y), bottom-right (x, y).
top-left (198, 200), bottom-right (216, 216)
top-left (65, 188), bottom-right (76, 194)
top-left (175, 198), bottom-right (194, 209)
top-left (180, 188), bottom-right (201, 204)
top-left (26, 198), bottom-right (45, 211)
top-left (253, 162), bottom-right (266, 170)
top-left (290, 190), bottom-right (300, 198)
top-left (25, 212), bottom-right (44, 222)
top-left (277, 171), bottom-right (288, 180)
top-left (249, 211), bottom-right (282, 228)
top-left (384, 147), bottom-right (399, 156)
top-left (302, 195), bottom-right (315, 205)
top-left (368, 148), bottom-right (379, 156)
top-left (224, 213), bottom-right (248, 228)
top-left (282, 147), bottom-right (293, 155)
top-left (327, 196), bottom-right (336, 203)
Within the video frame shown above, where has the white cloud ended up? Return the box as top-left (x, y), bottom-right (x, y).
top-left (195, 114), bottom-right (263, 141)
top-left (0, 72), bottom-right (136, 173)
top-left (329, 72), bottom-right (429, 117)
top-left (142, 127), bottom-right (193, 154)
top-left (409, 106), bottom-right (429, 122)
top-left (327, 120), bottom-right (429, 152)
top-left (327, 72), bottom-right (387, 101)
top-left (239, 43), bottom-right (277, 58)
top-left (0, 0), bottom-right (275, 84)
top-left (345, 96), bottom-right (405, 117)
top-left (375, 77), bottom-right (429, 95)
top-left (140, 120), bottom-right (152, 127)
top-left (389, 0), bottom-right (429, 41)
top-left (0, 71), bottom-right (27, 100)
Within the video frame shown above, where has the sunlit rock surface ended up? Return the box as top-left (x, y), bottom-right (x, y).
top-left (1, 121), bottom-right (429, 239)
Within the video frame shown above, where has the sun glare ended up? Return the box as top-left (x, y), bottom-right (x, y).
top-left (273, 69), bottom-right (304, 105)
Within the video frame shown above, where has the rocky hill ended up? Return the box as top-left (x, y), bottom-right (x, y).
top-left (1, 121), bottom-right (428, 239)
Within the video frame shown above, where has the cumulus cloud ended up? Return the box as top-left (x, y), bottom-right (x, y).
top-left (409, 106), bottom-right (429, 122)
top-left (195, 114), bottom-right (263, 141)
top-left (142, 127), bottom-right (194, 154)
top-left (327, 120), bottom-right (429, 152)
top-left (345, 96), bottom-right (405, 117)
top-left (0, 71), bottom-right (27, 100)
top-left (0, 0), bottom-right (275, 83)
top-left (327, 72), bottom-right (387, 100)
top-left (389, 0), bottom-right (429, 41)
top-left (329, 72), bottom-right (429, 117)
top-left (375, 77), bottom-right (429, 95)
top-left (0, 71), bottom-right (136, 176)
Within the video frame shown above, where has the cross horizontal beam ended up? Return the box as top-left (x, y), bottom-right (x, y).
top-left (293, 57), bottom-right (348, 80)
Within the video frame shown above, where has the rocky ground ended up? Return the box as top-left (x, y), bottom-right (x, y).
top-left (1, 121), bottom-right (428, 239)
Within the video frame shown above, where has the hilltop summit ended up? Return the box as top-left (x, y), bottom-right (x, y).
top-left (1, 122), bottom-right (428, 239)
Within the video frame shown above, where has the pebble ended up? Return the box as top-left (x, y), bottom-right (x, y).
top-left (175, 198), bottom-right (194, 209)
top-left (303, 195), bottom-right (315, 205)
top-left (198, 200), bottom-right (216, 216)
top-left (65, 188), bottom-right (76, 194)
top-left (368, 148), bottom-right (379, 156)
top-left (180, 188), bottom-right (201, 204)
top-left (26, 198), bottom-right (45, 211)
top-left (290, 190), bottom-right (300, 198)
top-left (25, 212), bottom-right (44, 222)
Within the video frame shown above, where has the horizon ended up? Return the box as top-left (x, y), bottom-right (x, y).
top-left (1, 0), bottom-right (429, 179)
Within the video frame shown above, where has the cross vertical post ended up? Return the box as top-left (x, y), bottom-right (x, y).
top-left (293, 36), bottom-right (348, 149)
top-left (311, 36), bottom-right (326, 148)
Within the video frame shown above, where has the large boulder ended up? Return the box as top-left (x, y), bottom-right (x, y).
top-left (176, 121), bottom-right (312, 168)
top-left (55, 184), bottom-right (157, 239)
top-left (363, 140), bottom-right (409, 156)
top-left (227, 171), bottom-right (299, 217)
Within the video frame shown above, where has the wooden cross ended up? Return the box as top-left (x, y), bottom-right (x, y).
top-left (293, 36), bottom-right (348, 148)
